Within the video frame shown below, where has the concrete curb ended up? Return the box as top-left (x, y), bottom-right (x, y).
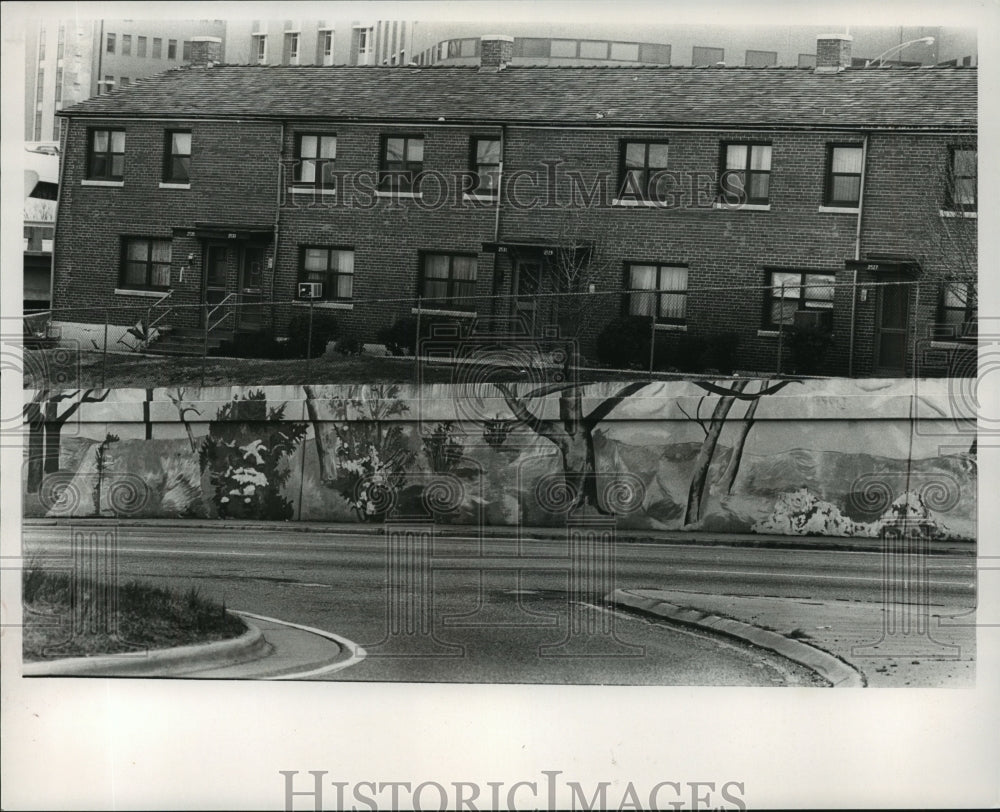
top-left (609, 588), bottom-right (866, 688)
top-left (22, 615), bottom-right (268, 677)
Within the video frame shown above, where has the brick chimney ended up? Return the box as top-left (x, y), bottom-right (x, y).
top-left (480, 35), bottom-right (514, 70)
top-left (814, 33), bottom-right (852, 73)
top-left (189, 36), bottom-right (223, 68)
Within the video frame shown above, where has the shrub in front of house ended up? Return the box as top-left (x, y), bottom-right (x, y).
top-left (285, 310), bottom-right (339, 358)
top-left (653, 331), bottom-right (739, 374)
top-left (786, 324), bottom-right (834, 375)
top-left (595, 315), bottom-right (653, 369)
top-left (378, 315), bottom-right (470, 357)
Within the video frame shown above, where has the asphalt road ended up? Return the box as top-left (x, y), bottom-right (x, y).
top-left (22, 525), bottom-right (975, 685)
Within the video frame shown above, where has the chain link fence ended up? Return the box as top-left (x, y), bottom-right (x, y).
top-left (20, 277), bottom-right (976, 389)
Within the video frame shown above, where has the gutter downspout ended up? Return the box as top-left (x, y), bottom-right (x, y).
top-left (848, 132), bottom-right (869, 377)
top-left (96, 20), bottom-right (104, 96)
top-left (491, 124), bottom-right (506, 316)
top-left (269, 122), bottom-right (285, 328)
top-left (49, 117), bottom-right (71, 311)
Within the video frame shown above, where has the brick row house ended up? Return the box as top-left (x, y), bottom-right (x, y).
top-left (51, 34), bottom-right (977, 376)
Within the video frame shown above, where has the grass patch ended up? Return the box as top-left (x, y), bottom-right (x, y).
top-left (22, 566), bottom-right (245, 661)
top-left (22, 348), bottom-right (683, 389)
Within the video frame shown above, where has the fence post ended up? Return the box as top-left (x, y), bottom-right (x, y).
top-left (101, 309), bottom-right (109, 388)
top-left (647, 293), bottom-right (657, 372)
top-left (776, 282), bottom-right (785, 375)
top-left (415, 296), bottom-right (422, 360)
top-left (306, 297), bottom-right (314, 380)
top-left (201, 303), bottom-right (208, 389)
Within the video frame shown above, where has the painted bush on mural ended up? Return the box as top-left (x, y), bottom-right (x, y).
top-left (199, 390), bottom-right (306, 520)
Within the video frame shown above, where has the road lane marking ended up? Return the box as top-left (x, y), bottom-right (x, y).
top-left (233, 610), bottom-right (366, 679)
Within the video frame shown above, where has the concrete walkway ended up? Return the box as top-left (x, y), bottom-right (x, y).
top-left (608, 588), bottom-right (975, 687)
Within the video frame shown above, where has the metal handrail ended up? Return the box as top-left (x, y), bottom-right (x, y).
top-left (207, 293), bottom-right (237, 332)
top-left (146, 290), bottom-right (174, 330)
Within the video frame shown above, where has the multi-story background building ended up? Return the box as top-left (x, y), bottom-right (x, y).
top-left (224, 18), bottom-right (414, 66)
top-left (23, 17), bottom-right (226, 142)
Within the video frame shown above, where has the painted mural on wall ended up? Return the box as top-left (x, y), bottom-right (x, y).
top-left (21, 379), bottom-right (977, 541)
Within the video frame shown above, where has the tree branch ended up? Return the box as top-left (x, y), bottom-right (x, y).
top-left (583, 381), bottom-right (651, 429)
top-left (494, 382), bottom-right (566, 449)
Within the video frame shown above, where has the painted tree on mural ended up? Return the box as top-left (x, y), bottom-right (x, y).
top-left (166, 388), bottom-right (202, 453)
top-left (23, 388), bottom-right (111, 494)
top-left (493, 380), bottom-right (651, 515)
top-left (679, 379), bottom-right (799, 526)
top-left (303, 385), bottom-right (339, 486)
top-left (325, 384), bottom-right (416, 521)
top-left (199, 390), bottom-right (307, 520)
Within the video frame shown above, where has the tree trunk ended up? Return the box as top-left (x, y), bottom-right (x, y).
top-left (303, 385), bottom-right (338, 484)
top-left (717, 396), bottom-right (759, 496)
top-left (25, 401), bottom-right (44, 494)
top-left (43, 400), bottom-right (61, 475)
top-left (684, 381), bottom-right (748, 525)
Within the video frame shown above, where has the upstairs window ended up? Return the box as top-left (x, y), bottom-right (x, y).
top-left (163, 130), bottom-right (191, 184)
top-left (765, 270), bottom-right (835, 329)
top-left (182, 40), bottom-right (192, 61)
top-left (167, 39), bottom-right (177, 59)
top-left (299, 247), bottom-right (354, 300)
top-left (87, 128), bottom-right (125, 181)
top-left (720, 143), bottom-right (772, 205)
top-left (122, 34), bottom-right (131, 56)
top-left (824, 144), bottom-right (863, 207)
top-left (137, 36), bottom-right (147, 57)
top-left (152, 37), bottom-right (162, 58)
top-left (946, 147), bottom-right (977, 212)
top-left (379, 135), bottom-right (424, 193)
top-left (419, 253), bottom-right (478, 311)
top-left (294, 134), bottom-right (337, 187)
top-left (106, 33), bottom-right (116, 53)
top-left (470, 137), bottom-right (500, 196)
top-left (618, 140), bottom-right (669, 202)
top-left (121, 238), bottom-right (171, 290)
top-left (626, 263), bottom-right (688, 324)
top-left (937, 281), bottom-right (977, 341)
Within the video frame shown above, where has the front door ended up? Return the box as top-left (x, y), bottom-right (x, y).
top-left (238, 245), bottom-right (265, 331)
top-left (202, 242), bottom-right (233, 325)
top-left (874, 278), bottom-right (910, 376)
top-left (512, 261), bottom-right (542, 334)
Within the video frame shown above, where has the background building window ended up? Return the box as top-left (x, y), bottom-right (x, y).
top-left (470, 137), bottom-right (500, 195)
top-left (379, 135), bottom-right (424, 193)
top-left (797, 53), bottom-right (817, 67)
top-left (937, 281), bottom-right (977, 339)
top-left (119, 77), bottom-right (130, 87)
top-left (626, 264), bottom-right (688, 324)
top-left (299, 247), bottom-right (354, 300)
top-left (320, 30), bottom-right (334, 65)
top-left (419, 253), bottom-right (478, 311)
top-left (285, 32), bottom-right (300, 64)
top-left (765, 270), bottom-right (835, 328)
top-left (692, 45), bottom-right (724, 65)
top-left (121, 238), bottom-right (171, 289)
top-left (153, 37), bottom-right (162, 58)
top-left (720, 143), bottom-right (772, 205)
top-left (619, 140), bottom-right (669, 201)
top-left (550, 39), bottom-right (578, 58)
top-left (167, 39), bottom-right (177, 59)
top-left (163, 130), bottom-right (191, 183)
top-left (182, 40), bottom-right (191, 61)
top-left (87, 128), bottom-right (125, 181)
top-left (610, 42), bottom-right (640, 61)
top-left (106, 33), bottom-right (115, 53)
top-left (947, 147), bottom-right (977, 211)
top-left (122, 34), bottom-right (131, 56)
top-left (580, 40), bottom-right (610, 59)
top-left (295, 134), bottom-right (337, 186)
top-left (252, 34), bottom-right (267, 63)
top-left (824, 145), bottom-right (863, 207)
top-left (137, 36), bottom-right (147, 57)
top-left (515, 38), bottom-right (549, 58)
top-left (637, 42), bottom-right (671, 63)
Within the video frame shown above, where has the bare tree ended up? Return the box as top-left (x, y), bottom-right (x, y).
top-left (681, 379), bottom-right (798, 526)
top-left (166, 388), bottom-right (202, 453)
top-left (494, 380), bottom-right (650, 515)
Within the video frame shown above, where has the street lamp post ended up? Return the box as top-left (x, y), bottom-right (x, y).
top-left (865, 36), bottom-right (935, 67)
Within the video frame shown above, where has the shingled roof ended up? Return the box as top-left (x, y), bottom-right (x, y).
top-left (58, 64), bottom-right (977, 130)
